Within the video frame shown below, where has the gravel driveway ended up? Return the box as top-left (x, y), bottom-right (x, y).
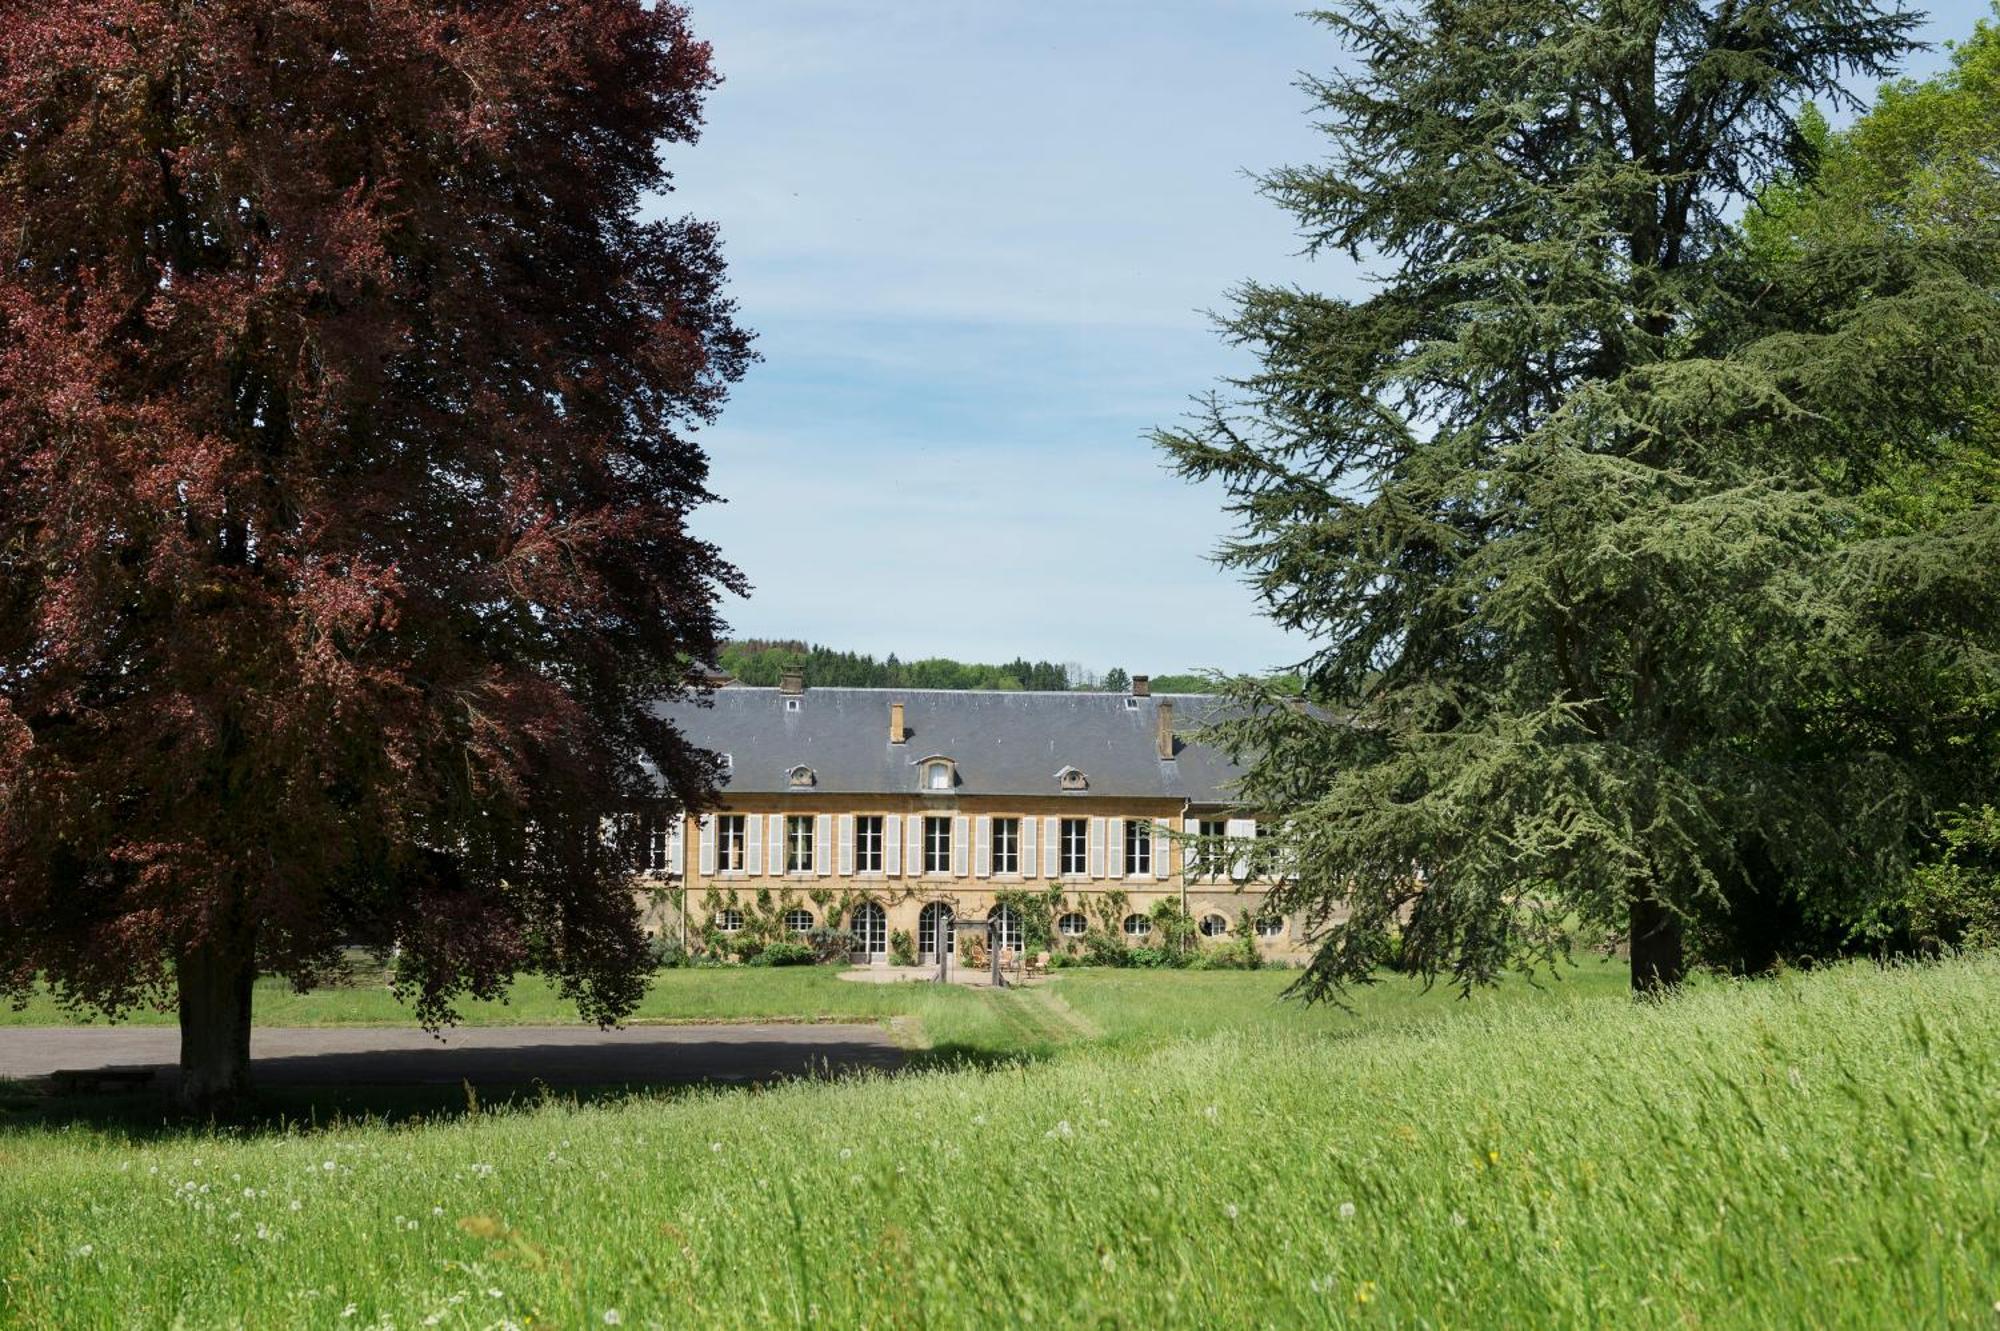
top-left (0, 1023), bottom-right (904, 1088)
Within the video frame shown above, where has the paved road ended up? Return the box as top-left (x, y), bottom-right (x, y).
top-left (0, 1024), bottom-right (903, 1088)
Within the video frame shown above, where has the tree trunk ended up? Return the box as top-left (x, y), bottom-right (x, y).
top-left (176, 932), bottom-right (257, 1113)
top-left (1629, 892), bottom-right (1684, 996)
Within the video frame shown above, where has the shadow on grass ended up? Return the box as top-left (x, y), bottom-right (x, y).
top-left (0, 1066), bottom-right (880, 1142)
top-left (0, 1026), bottom-right (922, 1141)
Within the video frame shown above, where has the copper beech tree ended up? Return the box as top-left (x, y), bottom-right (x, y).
top-left (0, 2), bottom-right (750, 1107)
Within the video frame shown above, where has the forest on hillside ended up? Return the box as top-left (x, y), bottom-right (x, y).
top-left (715, 640), bottom-right (1215, 693)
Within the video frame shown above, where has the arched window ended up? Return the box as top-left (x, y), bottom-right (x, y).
top-left (1254, 916), bottom-right (1286, 938)
top-left (784, 908), bottom-right (814, 933)
top-left (851, 901), bottom-right (887, 955)
top-left (1056, 912), bottom-right (1089, 937)
top-left (917, 902), bottom-right (955, 959)
top-left (1122, 913), bottom-right (1153, 938)
top-left (1056, 766), bottom-right (1088, 792)
top-left (1199, 914), bottom-right (1230, 938)
top-left (787, 765), bottom-right (816, 788)
top-left (989, 904), bottom-right (1022, 953)
top-left (917, 756), bottom-right (956, 792)
top-left (714, 908), bottom-right (744, 933)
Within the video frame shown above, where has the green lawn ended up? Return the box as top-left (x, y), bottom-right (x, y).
top-left (1, 955), bottom-right (1994, 1327)
top-left (1, 957), bottom-right (1635, 1065)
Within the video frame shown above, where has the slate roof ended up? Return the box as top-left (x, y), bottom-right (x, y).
top-left (649, 687), bottom-right (1245, 803)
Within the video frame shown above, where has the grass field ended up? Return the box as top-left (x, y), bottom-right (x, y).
top-left (1, 954), bottom-right (1993, 1327)
top-left (0, 957), bottom-right (1636, 1066)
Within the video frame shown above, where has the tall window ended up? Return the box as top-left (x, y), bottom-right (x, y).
top-left (1059, 818), bottom-right (1088, 876)
top-left (855, 815), bottom-right (884, 874)
top-left (717, 814), bottom-right (747, 872)
top-left (786, 815), bottom-right (814, 873)
top-left (991, 818), bottom-right (1020, 875)
top-left (1196, 818), bottom-right (1227, 882)
top-left (643, 818), bottom-right (671, 873)
top-left (924, 815), bottom-right (952, 875)
top-left (1124, 820), bottom-right (1152, 876)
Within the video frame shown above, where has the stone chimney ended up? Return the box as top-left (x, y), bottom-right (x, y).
top-left (1130, 674), bottom-right (1151, 697)
top-left (779, 667), bottom-right (804, 695)
top-left (1156, 699), bottom-right (1175, 760)
top-left (889, 701), bottom-right (907, 745)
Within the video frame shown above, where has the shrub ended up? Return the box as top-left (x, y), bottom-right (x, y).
top-left (889, 928), bottom-right (917, 967)
top-left (746, 940), bottom-right (817, 968)
top-left (1080, 930), bottom-right (1130, 968)
top-left (801, 927), bottom-right (860, 964)
top-left (1898, 806), bottom-right (2000, 952)
top-left (646, 933), bottom-right (693, 969)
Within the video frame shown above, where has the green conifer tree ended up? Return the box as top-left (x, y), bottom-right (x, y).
top-left (1159, 0), bottom-right (2000, 995)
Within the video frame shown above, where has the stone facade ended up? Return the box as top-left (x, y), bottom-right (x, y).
top-left (640, 677), bottom-right (1305, 963)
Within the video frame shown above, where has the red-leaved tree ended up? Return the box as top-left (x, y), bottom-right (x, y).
top-left (0, 1), bottom-right (750, 1108)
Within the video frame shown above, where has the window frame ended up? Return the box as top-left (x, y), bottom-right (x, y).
top-left (854, 814), bottom-right (884, 875)
top-left (923, 814), bottom-right (952, 876)
top-left (785, 814), bottom-right (814, 874)
top-left (717, 814), bottom-right (748, 874)
top-left (1056, 912), bottom-right (1089, 937)
top-left (1122, 913), bottom-right (1153, 939)
top-left (1059, 818), bottom-right (1088, 877)
top-left (1196, 818), bottom-right (1227, 882)
top-left (991, 817), bottom-right (1020, 876)
top-left (1123, 820), bottom-right (1152, 877)
top-left (715, 908), bottom-right (744, 933)
top-left (1199, 913), bottom-right (1230, 938)
top-left (1254, 916), bottom-right (1286, 939)
top-left (783, 907), bottom-right (815, 934)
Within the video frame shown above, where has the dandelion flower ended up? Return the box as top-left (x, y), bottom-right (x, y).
top-left (74, 1244), bottom-right (94, 1258)
top-left (1223, 1204), bottom-right (1239, 1220)
top-left (1338, 1202), bottom-right (1356, 1220)
top-left (603, 1310), bottom-right (623, 1326)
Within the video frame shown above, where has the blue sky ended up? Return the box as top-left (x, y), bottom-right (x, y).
top-left (663, 0), bottom-right (1988, 680)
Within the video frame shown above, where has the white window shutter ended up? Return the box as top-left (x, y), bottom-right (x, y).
top-left (1021, 817), bottom-right (1038, 879)
top-left (1154, 818), bottom-right (1173, 881)
top-left (745, 814), bottom-right (764, 876)
top-left (838, 815), bottom-right (855, 876)
top-left (885, 814), bottom-right (903, 876)
top-left (1043, 817), bottom-right (1060, 878)
top-left (1107, 818), bottom-right (1125, 878)
top-left (1088, 817), bottom-right (1106, 879)
top-left (815, 814), bottom-right (833, 876)
top-left (1227, 816), bottom-right (1255, 881)
top-left (697, 815), bottom-right (716, 876)
top-left (667, 819), bottom-right (685, 876)
top-left (974, 817), bottom-right (992, 879)
top-left (953, 815), bottom-right (970, 876)
top-left (908, 815), bottom-right (926, 875)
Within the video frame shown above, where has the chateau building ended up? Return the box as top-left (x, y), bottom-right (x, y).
top-left (641, 672), bottom-right (1301, 962)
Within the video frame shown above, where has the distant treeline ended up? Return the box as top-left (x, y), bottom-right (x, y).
top-left (716, 640), bottom-right (1213, 694)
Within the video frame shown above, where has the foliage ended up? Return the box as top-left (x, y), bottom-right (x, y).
top-left (1157, 0), bottom-right (2000, 998)
top-left (889, 930), bottom-right (917, 967)
top-left (801, 928), bottom-right (861, 965)
top-left (0, 0), bottom-right (749, 1104)
top-left (745, 941), bottom-right (817, 968)
top-left (719, 641), bottom-right (1074, 691)
top-left (1888, 806), bottom-right (2000, 952)
top-left (2, 959), bottom-right (1995, 1326)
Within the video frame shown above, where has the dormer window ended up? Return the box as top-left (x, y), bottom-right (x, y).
top-left (787, 764), bottom-right (816, 789)
top-left (716, 753), bottom-right (733, 776)
top-left (916, 756), bottom-right (956, 792)
top-left (1057, 766), bottom-right (1088, 792)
